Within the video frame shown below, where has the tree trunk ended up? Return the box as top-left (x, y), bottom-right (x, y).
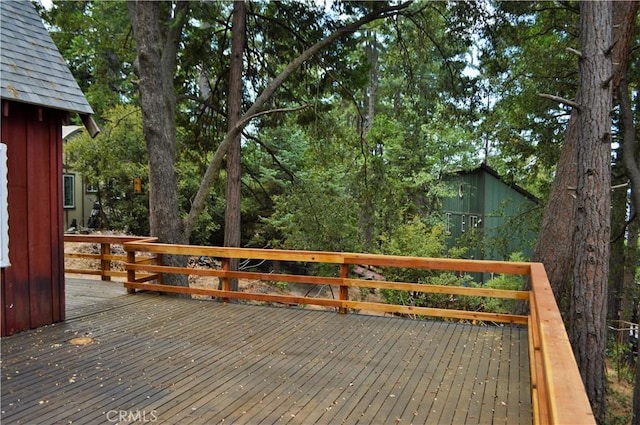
top-left (620, 77), bottom-right (640, 231)
top-left (631, 212), bottom-right (640, 425)
top-left (223, 0), bottom-right (246, 292)
top-left (609, 153), bottom-right (627, 322)
top-left (128, 0), bottom-right (190, 287)
top-left (617, 32), bottom-right (640, 425)
top-left (618, 76), bottom-right (640, 324)
top-left (365, 31), bottom-right (378, 135)
top-left (529, 110), bottom-right (578, 312)
top-left (359, 31), bottom-right (379, 251)
top-left (634, 351), bottom-right (640, 425)
top-left (530, 1), bottom-right (638, 315)
top-left (570, 3), bottom-right (612, 423)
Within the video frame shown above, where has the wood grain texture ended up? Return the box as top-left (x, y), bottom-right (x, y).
top-left (62, 236), bottom-right (595, 424)
top-left (1, 102), bottom-right (65, 336)
top-left (1, 278), bottom-right (531, 425)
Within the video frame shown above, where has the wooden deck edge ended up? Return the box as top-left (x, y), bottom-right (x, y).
top-left (529, 263), bottom-right (595, 425)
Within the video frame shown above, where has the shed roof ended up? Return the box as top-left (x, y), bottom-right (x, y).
top-left (450, 163), bottom-right (540, 204)
top-left (0, 0), bottom-right (93, 115)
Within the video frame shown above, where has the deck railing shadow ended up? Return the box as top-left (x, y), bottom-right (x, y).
top-left (64, 234), bottom-right (595, 425)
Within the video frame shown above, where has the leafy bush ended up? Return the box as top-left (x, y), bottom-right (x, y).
top-left (376, 217), bottom-right (482, 311)
top-left (380, 272), bottom-right (482, 312)
top-left (379, 241), bottom-right (526, 317)
top-left (65, 105), bottom-right (150, 234)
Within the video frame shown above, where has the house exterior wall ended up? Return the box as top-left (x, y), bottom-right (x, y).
top-left (62, 127), bottom-right (96, 230)
top-left (1, 101), bottom-right (65, 336)
top-left (442, 169), bottom-right (484, 259)
top-left (62, 170), bottom-right (96, 230)
top-left (481, 171), bottom-right (537, 261)
top-left (442, 166), bottom-right (538, 264)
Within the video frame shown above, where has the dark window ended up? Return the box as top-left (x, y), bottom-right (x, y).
top-left (63, 174), bottom-right (75, 209)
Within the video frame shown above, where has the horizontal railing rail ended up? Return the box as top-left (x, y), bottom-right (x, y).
top-left (64, 234), bottom-right (159, 281)
top-left (63, 234), bottom-right (595, 425)
top-left (122, 241), bottom-right (530, 324)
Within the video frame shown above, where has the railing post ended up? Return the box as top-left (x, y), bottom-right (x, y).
top-left (338, 263), bottom-right (349, 314)
top-left (221, 257), bottom-right (230, 303)
top-left (100, 243), bottom-right (111, 281)
top-left (126, 250), bottom-right (136, 294)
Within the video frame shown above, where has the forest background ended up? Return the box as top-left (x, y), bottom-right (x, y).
top-left (38, 1), bottom-right (639, 423)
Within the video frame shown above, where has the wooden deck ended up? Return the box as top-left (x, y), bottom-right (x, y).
top-left (1, 278), bottom-right (532, 424)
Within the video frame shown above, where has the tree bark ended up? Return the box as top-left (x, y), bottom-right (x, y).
top-left (609, 152), bottom-right (627, 322)
top-left (631, 213), bottom-right (640, 425)
top-left (128, 0), bottom-right (190, 288)
top-left (530, 1), bottom-right (638, 313)
top-left (634, 349), bottom-right (640, 425)
top-left (359, 30), bottom-right (379, 251)
top-left (223, 0), bottom-right (246, 292)
top-left (570, 3), bottom-right (612, 422)
top-left (529, 110), bottom-right (578, 312)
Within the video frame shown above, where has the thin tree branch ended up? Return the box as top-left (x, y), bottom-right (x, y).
top-left (538, 93), bottom-right (580, 109)
top-left (611, 211), bottom-right (637, 243)
top-left (184, 2), bottom-right (413, 236)
top-left (566, 47), bottom-right (583, 58)
top-left (611, 181), bottom-right (629, 190)
top-left (237, 104), bottom-right (311, 129)
top-left (243, 132), bottom-right (296, 183)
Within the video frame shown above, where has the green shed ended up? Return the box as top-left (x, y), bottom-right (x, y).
top-left (441, 164), bottom-right (540, 267)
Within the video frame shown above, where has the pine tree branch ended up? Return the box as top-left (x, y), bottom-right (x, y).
top-left (538, 93), bottom-right (580, 110)
top-left (184, 2), bottom-right (413, 236)
top-left (236, 104), bottom-right (311, 129)
top-left (566, 47), bottom-right (583, 58)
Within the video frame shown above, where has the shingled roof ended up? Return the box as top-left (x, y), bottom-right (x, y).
top-left (0, 0), bottom-right (93, 115)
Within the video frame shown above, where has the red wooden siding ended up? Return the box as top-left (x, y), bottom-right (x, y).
top-left (1, 100), bottom-right (65, 336)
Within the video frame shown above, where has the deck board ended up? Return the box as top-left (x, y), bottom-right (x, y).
top-left (1, 278), bottom-right (532, 424)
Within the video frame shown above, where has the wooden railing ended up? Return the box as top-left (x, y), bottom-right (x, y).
top-left (63, 234), bottom-right (595, 425)
top-left (63, 234), bottom-right (158, 281)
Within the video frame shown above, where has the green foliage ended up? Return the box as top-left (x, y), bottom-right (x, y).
top-left (376, 217), bottom-right (478, 310)
top-left (65, 105), bottom-right (149, 234)
top-left (477, 2), bottom-right (579, 195)
top-left (266, 169), bottom-right (360, 253)
top-left (47, 0), bottom-right (573, 267)
top-left (606, 331), bottom-right (637, 398)
top-left (481, 252), bottom-right (526, 314)
top-left (42, 1), bottom-right (137, 118)
top-left (378, 246), bottom-right (527, 315)
top-left (377, 216), bottom-right (448, 260)
top-left (176, 151), bottom-right (224, 245)
top-left (380, 271), bottom-right (481, 313)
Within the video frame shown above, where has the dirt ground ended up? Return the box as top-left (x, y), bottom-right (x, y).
top-left (606, 358), bottom-right (636, 424)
